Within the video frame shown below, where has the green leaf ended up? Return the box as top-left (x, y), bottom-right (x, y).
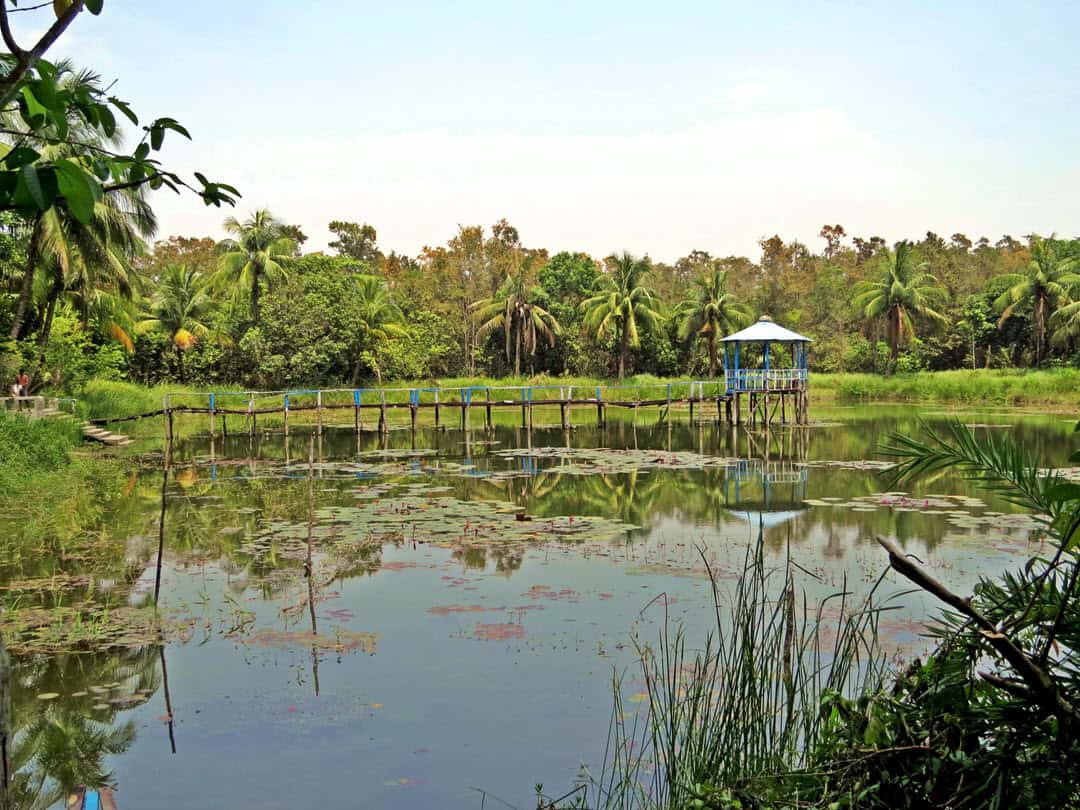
top-left (149, 125), bottom-right (164, 151)
top-left (18, 165), bottom-right (47, 210)
top-left (1045, 483), bottom-right (1080, 504)
top-left (54, 159), bottom-right (101, 223)
top-left (2, 146), bottom-right (40, 170)
top-left (1069, 449), bottom-right (1080, 463)
top-left (85, 0), bottom-right (104, 13)
top-left (134, 143), bottom-right (150, 162)
top-left (109, 97), bottom-right (138, 126)
top-left (20, 86), bottom-right (48, 127)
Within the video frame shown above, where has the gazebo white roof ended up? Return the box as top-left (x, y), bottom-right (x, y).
top-left (720, 316), bottom-right (812, 344)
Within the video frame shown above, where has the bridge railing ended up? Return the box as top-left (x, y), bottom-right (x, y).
top-left (724, 368), bottom-right (808, 392)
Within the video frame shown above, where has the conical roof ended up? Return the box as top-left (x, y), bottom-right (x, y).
top-left (720, 315), bottom-right (812, 343)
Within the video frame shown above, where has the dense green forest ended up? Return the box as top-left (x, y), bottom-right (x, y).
top-left (3, 203), bottom-right (1079, 392)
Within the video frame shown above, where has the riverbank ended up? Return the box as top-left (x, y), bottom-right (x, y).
top-left (812, 368), bottom-right (1080, 406)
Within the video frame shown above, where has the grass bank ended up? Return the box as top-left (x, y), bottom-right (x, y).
top-left (0, 410), bottom-right (82, 493)
top-left (813, 368), bottom-right (1080, 406)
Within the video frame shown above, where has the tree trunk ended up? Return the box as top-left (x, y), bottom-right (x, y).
top-left (618, 321), bottom-right (629, 381)
top-left (251, 274), bottom-right (261, 325)
top-left (708, 331), bottom-right (717, 378)
top-left (8, 216), bottom-right (42, 340)
top-left (889, 308), bottom-right (900, 360)
top-left (176, 348), bottom-right (186, 384)
top-left (36, 282), bottom-right (61, 349)
top-left (1035, 293), bottom-right (1046, 366)
top-left (514, 318), bottom-right (522, 377)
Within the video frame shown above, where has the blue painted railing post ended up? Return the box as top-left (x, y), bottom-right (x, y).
top-left (283, 393), bottom-right (290, 436)
top-left (353, 389), bottom-right (361, 433)
top-left (596, 386), bottom-right (604, 428)
top-left (209, 392), bottom-right (216, 438)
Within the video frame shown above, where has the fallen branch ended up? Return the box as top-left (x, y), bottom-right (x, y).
top-left (876, 536), bottom-right (1080, 726)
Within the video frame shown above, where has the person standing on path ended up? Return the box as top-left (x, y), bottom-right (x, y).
top-left (16, 371), bottom-right (29, 409)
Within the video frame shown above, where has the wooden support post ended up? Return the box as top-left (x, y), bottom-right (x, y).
top-left (283, 394), bottom-right (289, 436)
top-left (527, 387), bottom-right (534, 431)
top-left (248, 396), bottom-right (256, 436)
top-left (378, 391), bottom-right (388, 434)
top-left (434, 390), bottom-right (440, 429)
top-left (222, 412), bottom-right (227, 437)
top-left (689, 393), bottom-right (695, 424)
top-left (559, 387), bottom-right (567, 430)
top-left (596, 386), bottom-right (604, 428)
top-left (485, 387), bottom-right (493, 430)
top-left (521, 389), bottom-right (527, 428)
top-left (353, 390), bottom-right (361, 433)
top-left (464, 388), bottom-right (471, 431)
top-left (566, 386), bottom-right (573, 430)
top-left (209, 393), bottom-right (216, 438)
top-left (781, 392), bottom-right (786, 424)
top-left (316, 391), bottom-right (324, 436)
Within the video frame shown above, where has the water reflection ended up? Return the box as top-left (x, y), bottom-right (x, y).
top-left (2, 405), bottom-right (1070, 808)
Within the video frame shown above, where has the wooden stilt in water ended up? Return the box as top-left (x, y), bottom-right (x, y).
top-left (353, 390), bottom-right (361, 434)
top-left (596, 386), bottom-right (604, 428)
top-left (283, 394), bottom-right (289, 437)
top-left (221, 412), bottom-right (227, 437)
top-left (559, 387), bottom-right (567, 430)
top-left (316, 391), bottom-right (324, 436)
top-left (248, 396), bottom-right (255, 436)
top-left (485, 388), bottom-right (493, 430)
top-left (434, 390), bottom-right (440, 429)
top-left (378, 391), bottom-right (388, 434)
top-left (464, 388), bottom-right (471, 431)
top-left (566, 386), bottom-right (573, 430)
top-left (410, 388), bottom-right (418, 433)
top-left (410, 403), bottom-right (418, 432)
top-left (209, 393), bottom-right (216, 438)
top-left (521, 388), bottom-right (527, 428)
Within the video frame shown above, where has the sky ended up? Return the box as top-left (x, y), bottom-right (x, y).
top-left (18, 1), bottom-right (1080, 260)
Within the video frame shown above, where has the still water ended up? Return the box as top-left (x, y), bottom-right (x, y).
top-left (8, 405), bottom-right (1074, 808)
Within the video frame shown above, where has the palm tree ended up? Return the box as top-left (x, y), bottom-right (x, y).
top-left (993, 235), bottom-right (1080, 365)
top-left (674, 266), bottom-right (752, 377)
top-left (351, 274), bottom-right (405, 384)
top-left (473, 262), bottom-right (561, 377)
top-left (852, 240), bottom-right (947, 360)
top-left (7, 64), bottom-right (156, 342)
top-left (212, 209), bottom-right (294, 324)
top-left (135, 264), bottom-right (215, 381)
top-left (580, 252), bottom-right (662, 380)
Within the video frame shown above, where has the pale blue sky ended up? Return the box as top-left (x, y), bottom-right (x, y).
top-left (21, 1), bottom-right (1080, 258)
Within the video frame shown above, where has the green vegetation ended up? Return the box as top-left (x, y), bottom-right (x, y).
top-left (814, 368), bottom-right (1080, 406)
top-left (0, 411), bottom-right (79, 493)
top-left (551, 422), bottom-right (1080, 809)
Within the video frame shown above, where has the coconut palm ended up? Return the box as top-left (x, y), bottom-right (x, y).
top-left (351, 274), bottom-right (406, 384)
top-left (473, 262), bottom-right (561, 377)
top-left (852, 240), bottom-right (947, 360)
top-left (135, 264), bottom-right (215, 381)
top-left (674, 266), bottom-right (752, 377)
top-left (580, 252), bottom-right (662, 380)
top-left (993, 235), bottom-right (1080, 365)
top-left (212, 209), bottom-right (295, 324)
top-left (7, 64), bottom-right (156, 342)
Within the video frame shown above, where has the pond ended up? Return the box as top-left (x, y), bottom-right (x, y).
top-left (5, 404), bottom-right (1073, 809)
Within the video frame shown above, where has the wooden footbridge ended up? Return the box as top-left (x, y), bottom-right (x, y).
top-left (87, 373), bottom-right (810, 442)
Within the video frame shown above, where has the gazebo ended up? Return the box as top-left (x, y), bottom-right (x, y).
top-left (720, 316), bottom-right (811, 425)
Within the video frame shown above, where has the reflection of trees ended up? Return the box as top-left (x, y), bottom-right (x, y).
top-left (9, 646), bottom-right (158, 808)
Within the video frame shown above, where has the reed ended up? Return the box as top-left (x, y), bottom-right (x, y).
top-left (549, 534), bottom-right (892, 810)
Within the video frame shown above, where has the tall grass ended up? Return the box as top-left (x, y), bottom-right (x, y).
top-left (0, 411), bottom-right (81, 493)
top-left (814, 368), bottom-right (1080, 406)
top-left (554, 536), bottom-right (891, 809)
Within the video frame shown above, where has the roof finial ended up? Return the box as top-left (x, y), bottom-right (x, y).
top-left (759, 314), bottom-right (773, 322)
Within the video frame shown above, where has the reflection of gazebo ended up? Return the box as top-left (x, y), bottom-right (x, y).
top-left (722, 457), bottom-right (808, 528)
top-left (721, 316), bottom-right (811, 426)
